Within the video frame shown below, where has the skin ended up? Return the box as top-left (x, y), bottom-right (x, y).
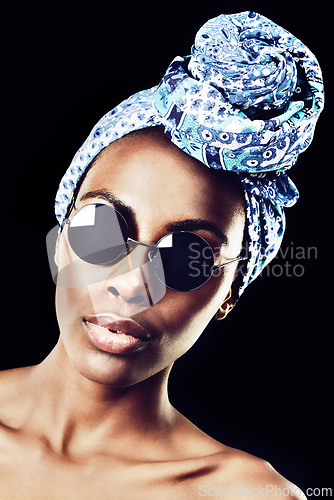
top-left (0, 129), bottom-right (305, 499)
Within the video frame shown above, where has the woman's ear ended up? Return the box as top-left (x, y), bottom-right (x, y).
top-left (214, 287), bottom-right (238, 320)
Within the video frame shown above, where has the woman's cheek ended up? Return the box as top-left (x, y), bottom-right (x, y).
top-left (151, 268), bottom-right (235, 347)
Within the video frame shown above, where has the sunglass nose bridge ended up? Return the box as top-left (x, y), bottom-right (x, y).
top-left (126, 238), bottom-right (157, 255)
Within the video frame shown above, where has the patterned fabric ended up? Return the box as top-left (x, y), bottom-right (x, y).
top-left (55, 11), bottom-right (324, 296)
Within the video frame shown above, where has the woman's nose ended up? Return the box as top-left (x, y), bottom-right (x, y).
top-left (107, 266), bottom-right (152, 306)
top-left (103, 246), bottom-right (166, 310)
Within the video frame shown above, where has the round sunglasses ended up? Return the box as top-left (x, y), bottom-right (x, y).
top-left (63, 203), bottom-right (246, 292)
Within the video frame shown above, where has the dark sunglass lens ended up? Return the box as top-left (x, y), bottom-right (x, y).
top-left (156, 232), bottom-right (214, 291)
top-left (68, 204), bottom-right (128, 265)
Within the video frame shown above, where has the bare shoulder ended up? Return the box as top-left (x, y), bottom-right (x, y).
top-left (0, 366), bottom-right (34, 427)
top-left (171, 414), bottom-right (306, 499)
top-left (203, 446), bottom-right (306, 499)
top-left (0, 365), bottom-right (33, 396)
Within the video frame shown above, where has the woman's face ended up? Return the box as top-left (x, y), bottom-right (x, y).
top-left (55, 129), bottom-right (245, 387)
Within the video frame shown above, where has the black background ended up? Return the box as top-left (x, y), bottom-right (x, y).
top-left (2, 0), bottom-right (332, 495)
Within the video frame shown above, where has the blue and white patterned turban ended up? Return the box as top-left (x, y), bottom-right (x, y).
top-left (55, 11), bottom-right (324, 296)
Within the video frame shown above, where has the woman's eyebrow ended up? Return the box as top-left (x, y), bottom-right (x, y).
top-left (165, 219), bottom-right (229, 246)
top-left (79, 189), bottom-right (228, 245)
top-left (79, 189), bottom-right (137, 224)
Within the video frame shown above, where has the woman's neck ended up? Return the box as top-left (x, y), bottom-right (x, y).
top-left (24, 338), bottom-right (177, 459)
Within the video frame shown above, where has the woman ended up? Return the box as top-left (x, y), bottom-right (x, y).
top-left (0, 11), bottom-right (323, 498)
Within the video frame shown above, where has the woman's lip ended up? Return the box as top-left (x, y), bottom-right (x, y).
top-left (84, 314), bottom-right (150, 340)
top-left (82, 314), bottom-right (151, 354)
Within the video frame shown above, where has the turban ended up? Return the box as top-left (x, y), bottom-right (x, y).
top-left (54, 11), bottom-right (324, 296)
